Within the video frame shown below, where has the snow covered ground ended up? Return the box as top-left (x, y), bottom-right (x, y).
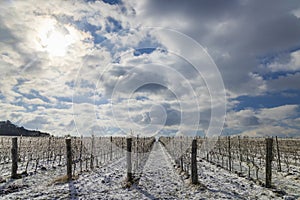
top-left (0, 141), bottom-right (299, 199)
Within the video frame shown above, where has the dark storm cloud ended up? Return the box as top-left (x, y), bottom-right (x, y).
top-left (134, 103), bottom-right (181, 126)
top-left (142, 0), bottom-right (240, 19)
top-left (240, 116), bottom-right (260, 126)
top-left (136, 83), bottom-right (167, 93)
top-left (142, 0), bottom-right (300, 52)
top-left (0, 20), bottom-right (16, 42)
top-left (267, 72), bottom-right (300, 91)
top-left (137, 0), bottom-right (300, 96)
top-left (23, 116), bottom-right (49, 130)
top-left (100, 64), bottom-right (171, 97)
top-left (165, 109), bottom-right (181, 126)
top-left (0, 18), bottom-right (25, 63)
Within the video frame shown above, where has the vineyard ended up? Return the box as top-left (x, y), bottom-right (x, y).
top-left (0, 135), bottom-right (300, 199)
top-left (159, 136), bottom-right (300, 197)
top-left (0, 136), bottom-right (155, 195)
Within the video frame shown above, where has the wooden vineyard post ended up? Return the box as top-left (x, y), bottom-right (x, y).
top-left (172, 138), bottom-right (175, 158)
top-left (180, 136), bottom-right (183, 172)
top-left (218, 136), bottom-right (223, 167)
top-left (205, 137), bottom-right (209, 162)
top-left (136, 135), bottom-right (139, 170)
top-left (121, 137), bottom-right (124, 156)
top-left (143, 137), bottom-right (146, 156)
top-left (90, 135), bottom-right (95, 170)
top-left (238, 136), bottom-right (242, 172)
top-left (73, 137), bottom-right (76, 174)
top-left (47, 136), bottom-right (51, 164)
top-left (66, 138), bottom-right (72, 181)
top-left (18, 136), bottom-right (22, 162)
top-left (265, 138), bottom-right (273, 188)
top-left (275, 136), bottom-right (281, 172)
top-left (228, 136), bottom-right (232, 171)
top-left (110, 136), bottom-right (113, 161)
top-left (126, 138), bottom-right (133, 183)
top-left (11, 137), bottom-right (18, 179)
top-left (80, 136), bottom-right (83, 173)
top-left (191, 138), bottom-right (198, 184)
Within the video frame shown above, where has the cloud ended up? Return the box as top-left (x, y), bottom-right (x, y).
top-left (267, 72), bottom-right (300, 91)
top-left (226, 109), bottom-right (259, 128)
top-left (131, 0), bottom-right (300, 97)
top-left (226, 105), bottom-right (299, 136)
top-left (0, 0), bottom-right (118, 134)
top-left (259, 104), bottom-right (299, 121)
top-left (265, 50), bottom-right (300, 72)
top-left (0, 0), bottom-right (299, 137)
top-left (241, 125), bottom-right (299, 137)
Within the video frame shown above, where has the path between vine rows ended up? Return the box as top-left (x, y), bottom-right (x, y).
top-left (1, 141), bottom-right (285, 199)
top-left (132, 142), bottom-right (279, 200)
top-left (135, 141), bottom-right (186, 199)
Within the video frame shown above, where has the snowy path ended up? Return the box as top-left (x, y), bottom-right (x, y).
top-left (135, 142), bottom-right (279, 200)
top-left (1, 141), bottom-right (292, 199)
top-left (136, 141), bottom-right (185, 199)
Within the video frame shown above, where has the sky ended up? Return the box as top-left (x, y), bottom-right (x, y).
top-left (0, 0), bottom-right (300, 137)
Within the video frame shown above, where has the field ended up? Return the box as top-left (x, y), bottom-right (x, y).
top-left (0, 136), bottom-right (299, 199)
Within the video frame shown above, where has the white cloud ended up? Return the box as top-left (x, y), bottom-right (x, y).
top-left (266, 50), bottom-right (300, 72)
top-left (130, 0), bottom-right (300, 97)
top-left (0, 0), bottom-right (299, 137)
top-left (226, 105), bottom-right (299, 136)
top-left (259, 105), bottom-right (298, 121)
top-left (267, 72), bottom-right (300, 91)
top-left (241, 125), bottom-right (299, 137)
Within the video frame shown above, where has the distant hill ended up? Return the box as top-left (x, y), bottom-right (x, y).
top-left (0, 120), bottom-right (50, 137)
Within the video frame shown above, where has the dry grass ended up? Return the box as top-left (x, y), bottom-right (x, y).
top-left (122, 176), bottom-right (140, 188)
top-left (49, 175), bottom-right (79, 186)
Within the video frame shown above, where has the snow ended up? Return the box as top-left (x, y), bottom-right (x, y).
top-left (1, 141), bottom-right (299, 199)
top-left (135, 142), bottom-right (185, 199)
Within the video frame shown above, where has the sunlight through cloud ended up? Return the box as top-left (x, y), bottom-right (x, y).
top-left (36, 18), bottom-right (76, 57)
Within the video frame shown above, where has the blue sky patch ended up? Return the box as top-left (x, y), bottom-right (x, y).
top-left (135, 96), bottom-right (149, 101)
top-left (74, 18), bottom-right (106, 44)
top-left (134, 48), bottom-right (156, 56)
top-left (0, 92), bottom-right (4, 100)
top-left (106, 17), bottom-right (122, 33)
top-left (261, 71), bottom-right (300, 80)
top-left (258, 47), bottom-right (300, 66)
top-left (95, 98), bottom-right (109, 105)
top-left (54, 96), bottom-right (72, 103)
top-left (233, 91), bottom-right (300, 111)
top-left (102, 0), bottom-right (122, 5)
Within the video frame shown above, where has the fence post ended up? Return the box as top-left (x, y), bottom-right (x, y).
top-left (238, 136), bottom-right (242, 172)
top-left (228, 136), bottom-right (232, 171)
top-left (191, 139), bottom-right (198, 184)
top-left (90, 135), bottom-right (94, 170)
top-left (265, 138), bottom-right (273, 188)
top-left (143, 137), bottom-right (146, 156)
top-left (80, 136), bottom-right (83, 173)
top-left (110, 136), bottom-right (113, 161)
top-left (18, 136), bottom-right (22, 162)
top-left (275, 136), bottom-right (281, 172)
top-left (66, 138), bottom-right (72, 181)
top-left (127, 138), bottom-right (133, 183)
top-left (136, 135), bottom-right (139, 170)
top-left (121, 137), bottom-right (124, 156)
top-left (205, 137), bottom-right (209, 162)
top-left (180, 136), bottom-right (183, 172)
top-left (47, 137), bottom-right (51, 163)
top-left (172, 138), bottom-right (175, 158)
top-left (11, 137), bottom-right (18, 179)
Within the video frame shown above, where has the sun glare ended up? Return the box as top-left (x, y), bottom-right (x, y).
top-left (37, 19), bottom-right (75, 57)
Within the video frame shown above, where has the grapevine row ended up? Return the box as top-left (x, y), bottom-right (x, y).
top-left (0, 136), bottom-right (155, 182)
top-left (159, 136), bottom-right (300, 187)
